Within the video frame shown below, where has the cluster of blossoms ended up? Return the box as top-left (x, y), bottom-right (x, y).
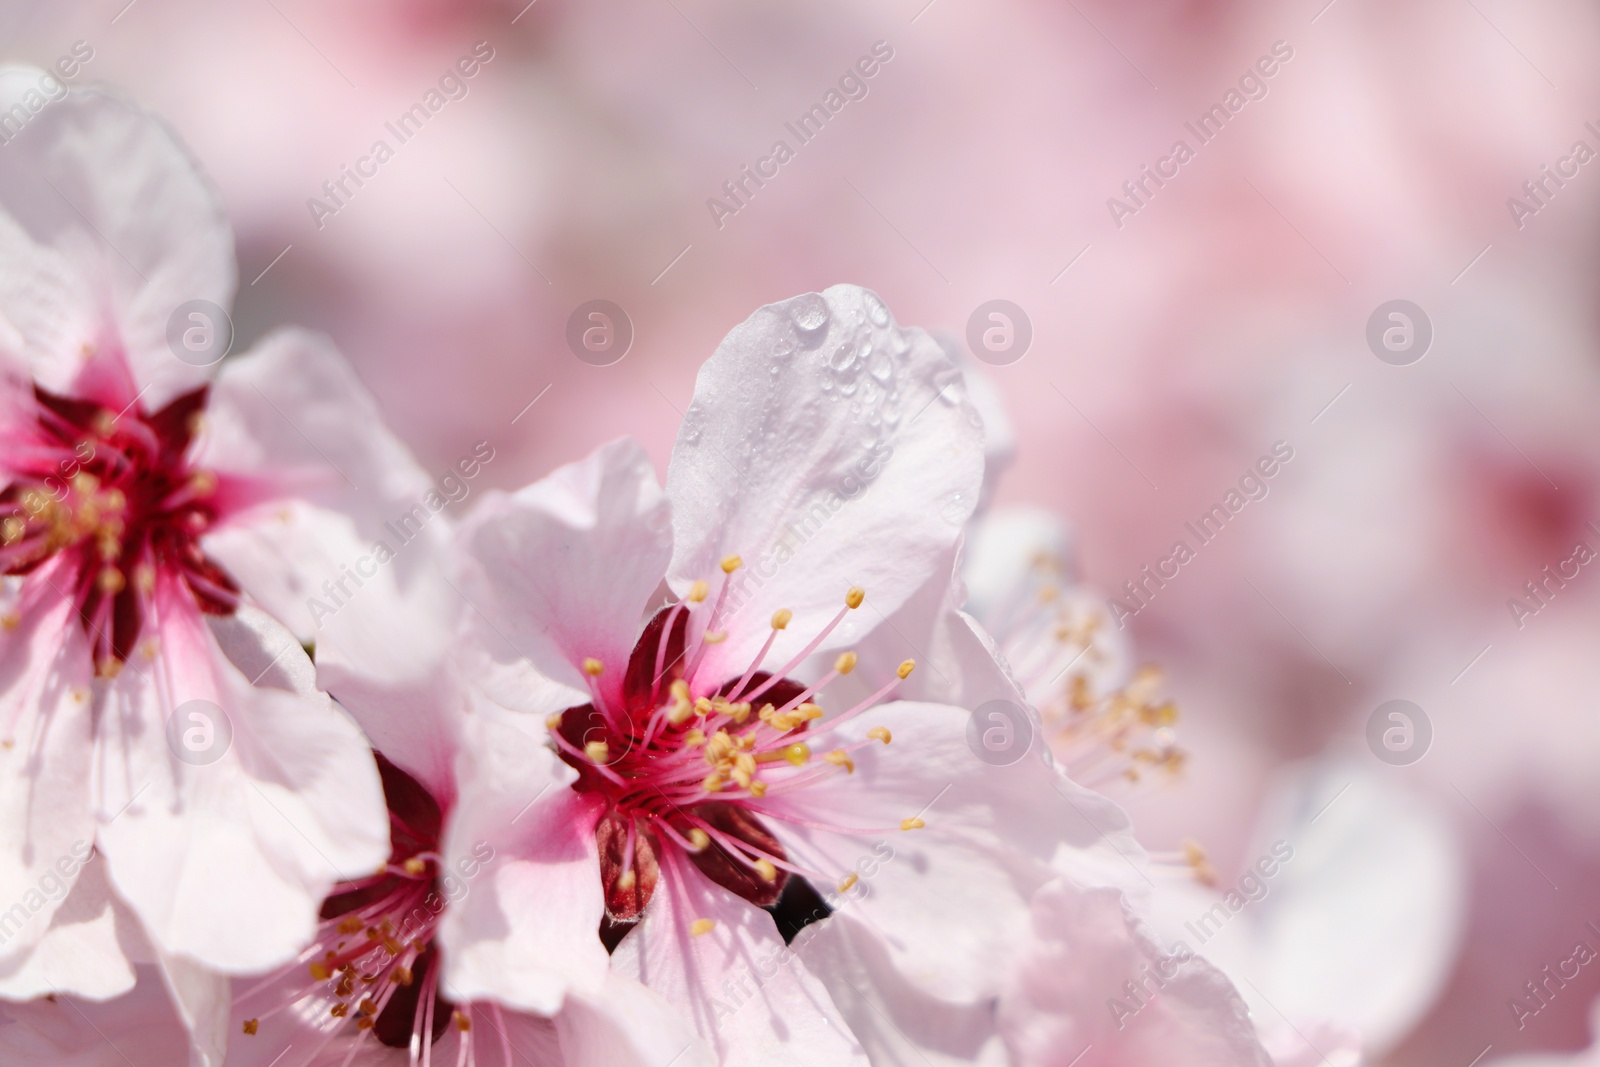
top-left (0, 73), bottom-right (1289, 1067)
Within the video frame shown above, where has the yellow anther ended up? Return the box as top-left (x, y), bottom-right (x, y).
top-left (749, 780), bottom-right (768, 797)
top-left (330, 1003), bottom-right (349, 1018)
top-left (684, 728), bottom-right (706, 747)
top-left (824, 749), bottom-right (855, 774)
top-left (1, 517), bottom-right (22, 544)
top-left (759, 742), bottom-right (811, 766)
top-left (754, 859), bottom-right (777, 882)
top-left (703, 630), bottom-right (728, 645)
top-left (690, 918), bottom-right (717, 936)
top-left (726, 701), bottom-right (751, 723)
top-left (1037, 584), bottom-right (1060, 603)
top-left (900, 817), bottom-right (926, 831)
top-left (454, 1010), bottom-right (471, 1033)
top-left (618, 869), bottom-right (637, 891)
top-left (584, 740), bottom-right (609, 763)
top-left (837, 873), bottom-right (859, 893)
top-left (189, 470), bottom-right (217, 495)
top-left (1183, 839), bottom-right (1219, 888)
top-left (356, 1017), bottom-right (376, 1031)
top-left (694, 696), bottom-right (716, 715)
top-left (402, 857), bottom-right (427, 876)
top-left (133, 563), bottom-right (156, 593)
top-left (97, 567), bottom-right (125, 595)
top-left (897, 659), bottom-right (916, 680)
top-left (242, 1019), bottom-right (259, 1036)
top-left (392, 967), bottom-right (414, 987)
top-left (70, 472), bottom-right (99, 495)
top-left (338, 916), bottom-right (364, 934)
top-left (687, 828), bottom-right (711, 851)
top-left (702, 773), bottom-right (724, 793)
top-left (688, 580), bottom-right (710, 603)
top-left (846, 586), bottom-right (865, 609)
top-left (581, 657), bottom-right (604, 676)
top-left (867, 726), bottom-right (892, 745)
top-left (309, 961), bottom-right (332, 981)
top-left (771, 608), bottom-right (793, 630)
top-left (670, 679), bottom-right (691, 701)
top-left (721, 555), bottom-right (743, 573)
top-left (834, 651), bottom-right (857, 675)
top-left (798, 703), bottom-right (824, 720)
top-left (545, 713), bottom-right (563, 731)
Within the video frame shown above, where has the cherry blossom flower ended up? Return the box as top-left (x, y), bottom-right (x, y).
top-left (457, 285), bottom-right (1151, 1063)
top-left (0, 70), bottom-right (437, 1005)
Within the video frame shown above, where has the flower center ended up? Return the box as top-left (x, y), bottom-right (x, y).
top-left (0, 386), bottom-right (239, 675)
top-left (237, 755), bottom-right (469, 1053)
top-left (551, 559), bottom-right (915, 927)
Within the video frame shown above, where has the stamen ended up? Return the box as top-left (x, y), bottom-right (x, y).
top-left (690, 918), bottom-right (716, 936)
top-left (900, 817), bottom-right (925, 831)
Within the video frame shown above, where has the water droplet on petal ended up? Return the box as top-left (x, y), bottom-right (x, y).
top-left (864, 292), bottom-right (891, 327)
top-left (790, 294), bottom-right (830, 336)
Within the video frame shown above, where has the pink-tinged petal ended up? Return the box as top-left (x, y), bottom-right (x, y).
top-left (997, 878), bottom-right (1272, 1067)
top-left (458, 437), bottom-right (672, 695)
top-left (94, 593), bottom-right (387, 974)
top-left (0, 852), bottom-right (142, 1001)
top-left (611, 851), bottom-right (866, 1066)
top-left (0, 964), bottom-right (191, 1066)
top-left (197, 328), bottom-right (444, 641)
top-left (439, 709), bottom-right (609, 1013)
top-left (759, 700), bottom-right (1149, 1003)
top-left (663, 285), bottom-right (984, 679)
top-left (556, 973), bottom-right (716, 1067)
top-left (153, 947), bottom-right (228, 1067)
top-left (0, 71), bottom-right (233, 408)
top-left (793, 913), bottom-right (1009, 1067)
top-left (0, 587), bottom-right (96, 966)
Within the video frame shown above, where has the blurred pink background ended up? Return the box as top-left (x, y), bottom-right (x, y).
top-left (11, 0), bottom-right (1599, 1062)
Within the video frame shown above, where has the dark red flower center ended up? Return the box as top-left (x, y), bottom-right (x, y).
top-left (0, 385), bottom-right (242, 674)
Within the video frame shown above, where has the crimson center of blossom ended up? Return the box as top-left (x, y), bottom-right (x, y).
top-left (239, 755), bottom-right (470, 1052)
top-left (551, 559), bottom-right (916, 928)
top-left (0, 385), bottom-right (240, 675)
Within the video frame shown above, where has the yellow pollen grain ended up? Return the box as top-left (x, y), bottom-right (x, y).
top-left (688, 579), bottom-right (710, 603)
top-left (824, 749), bottom-right (855, 774)
top-left (584, 740), bottom-right (609, 763)
top-left (837, 873), bottom-right (859, 893)
top-left (846, 586), bottom-right (865, 609)
top-left (771, 608), bottom-right (793, 630)
top-left (897, 659), bottom-right (916, 679)
top-left (402, 857), bottom-right (427, 876)
top-left (242, 1019), bottom-right (259, 1036)
top-left (900, 817), bottom-right (926, 831)
top-left (868, 726), bottom-right (892, 745)
top-left (690, 918), bottom-right (717, 936)
top-left (581, 657), bottom-right (604, 676)
top-left (754, 859), bottom-right (777, 882)
top-left (720, 555), bottom-right (743, 573)
top-left (834, 651), bottom-right (857, 675)
top-left (687, 828), bottom-right (710, 851)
